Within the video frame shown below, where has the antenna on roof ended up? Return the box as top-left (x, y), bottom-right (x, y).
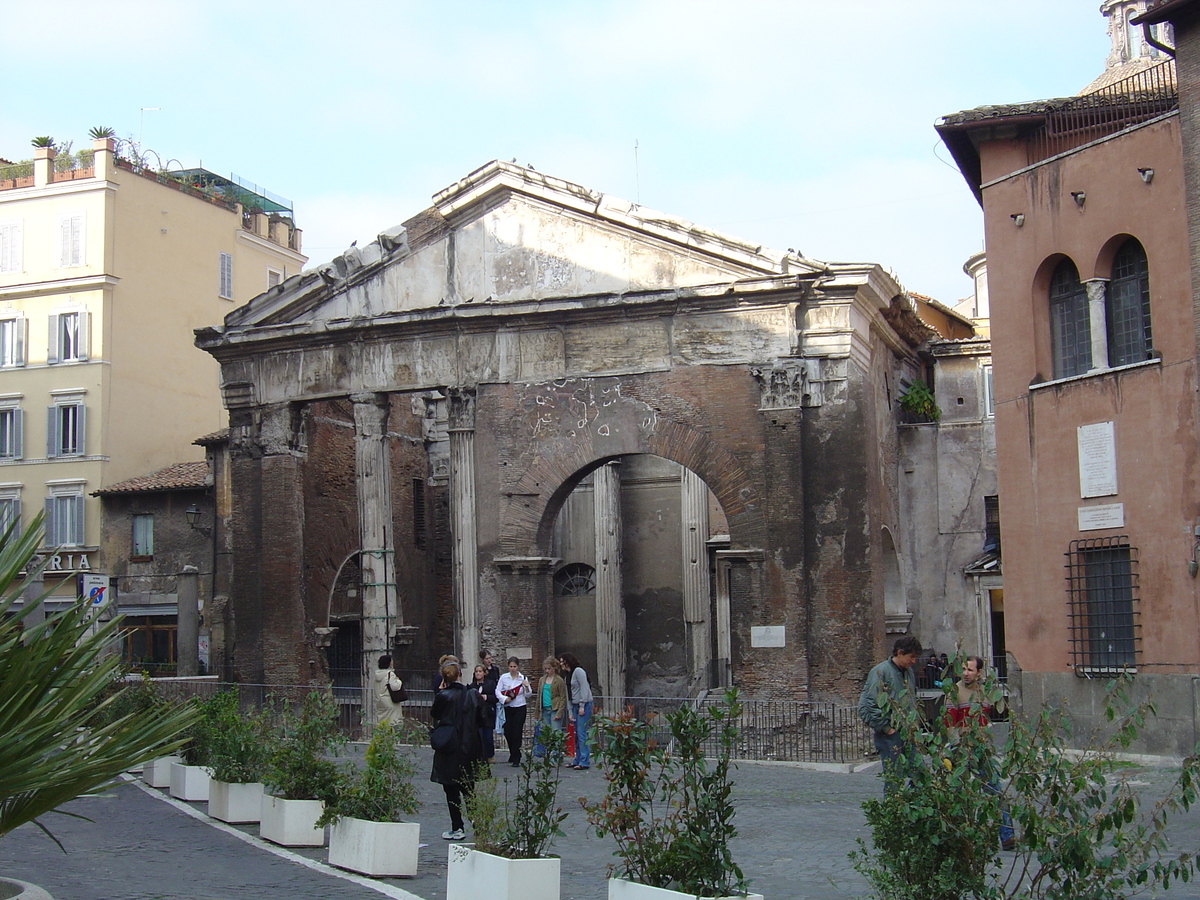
top-left (634, 139), bottom-right (641, 206)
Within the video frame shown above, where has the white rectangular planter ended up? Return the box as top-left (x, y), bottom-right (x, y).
top-left (259, 795), bottom-right (326, 847)
top-left (142, 755), bottom-right (181, 788)
top-left (608, 877), bottom-right (764, 900)
top-left (447, 844), bottom-right (560, 900)
top-left (328, 817), bottom-right (420, 877)
top-left (168, 762), bottom-right (211, 802)
top-left (208, 780), bottom-right (265, 824)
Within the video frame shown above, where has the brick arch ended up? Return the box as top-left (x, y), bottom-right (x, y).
top-left (497, 418), bottom-right (766, 555)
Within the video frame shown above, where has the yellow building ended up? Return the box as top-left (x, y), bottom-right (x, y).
top-left (0, 137), bottom-right (305, 602)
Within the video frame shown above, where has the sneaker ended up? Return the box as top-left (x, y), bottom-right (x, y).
top-left (442, 828), bottom-right (466, 841)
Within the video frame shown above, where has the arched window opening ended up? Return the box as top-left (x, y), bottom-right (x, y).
top-left (1049, 259), bottom-right (1091, 378)
top-left (554, 562), bottom-right (596, 596)
top-left (1107, 239), bottom-right (1152, 367)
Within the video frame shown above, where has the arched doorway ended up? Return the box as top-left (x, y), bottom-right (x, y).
top-left (549, 453), bottom-right (729, 699)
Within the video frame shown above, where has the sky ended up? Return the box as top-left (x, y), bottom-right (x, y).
top-left (2, 0), bottom-right (1114, 304)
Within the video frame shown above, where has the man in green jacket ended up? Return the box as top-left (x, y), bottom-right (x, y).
top-left (858, 635), bottom-right (922, 792)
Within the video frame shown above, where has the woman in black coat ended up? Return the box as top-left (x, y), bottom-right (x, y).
top-left (430, 661), bottom-right (485, 840)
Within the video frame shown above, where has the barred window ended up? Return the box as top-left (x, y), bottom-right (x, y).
top-left (984, 495), bottom-right (1001, 554)
top-left (1066, 537), bottom-right (1139, 672)
top-left (554, 563), bottom-right (596, 596)
top-left (1050, 259), bottom-right (1091, 378)
top-left (1107, 238), bottom-right (1152, 367)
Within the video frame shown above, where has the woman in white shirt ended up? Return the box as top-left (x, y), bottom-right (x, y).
top-left (495, 656), bottom-right (532, 766)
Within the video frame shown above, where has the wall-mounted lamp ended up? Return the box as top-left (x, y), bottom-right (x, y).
top-left (1011, 213), bottom-right (1025, 227)
top-left (185, 504), bottom-right (212, 537)
top-left (1138, 167), bottom-right (1155, 184)
top-left (1071, 191), bottom-right (1087, 208)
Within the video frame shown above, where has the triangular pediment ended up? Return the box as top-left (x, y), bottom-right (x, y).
top-left (223, 160), bottom-right (825, 329)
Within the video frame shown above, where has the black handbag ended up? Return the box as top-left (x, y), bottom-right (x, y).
top-left (388, 682), bottom-right (409, 703)
top-left (430, 722), bottom-right (459, 754)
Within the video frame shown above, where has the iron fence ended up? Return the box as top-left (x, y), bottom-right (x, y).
top-left (1026, 57), bottom-right (1177, 164)
top-left (146, 678), bottom-right (873, 764)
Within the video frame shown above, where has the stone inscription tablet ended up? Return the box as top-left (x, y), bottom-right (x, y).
top-left (1078, 421), bottom-right (1117, 498)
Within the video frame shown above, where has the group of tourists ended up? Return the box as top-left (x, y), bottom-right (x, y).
top-left (857, 636), bottom-right (1015, 851)
top-left (373, 649), bottom-right (595, 841)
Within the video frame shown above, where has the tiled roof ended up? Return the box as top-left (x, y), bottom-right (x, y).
top-left (194, 428), bottom-right (229, 445)
top-left (93, 461), bottom-right (209, 495)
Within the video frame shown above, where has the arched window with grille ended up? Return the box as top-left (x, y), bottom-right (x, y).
top-left (1106, 238), bottom-right (1152, 367)
top-left (1050, 258), bottom-right (1091, 378)
top-left (554, 562), bottom-right (596, 596)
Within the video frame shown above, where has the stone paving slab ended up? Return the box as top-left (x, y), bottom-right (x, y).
top-left (2, 749), bottom-right (1199, 900)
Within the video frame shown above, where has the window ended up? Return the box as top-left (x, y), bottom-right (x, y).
top-left (0, 492), bottom-right (20, 536)
top-left (267, 268), bottom-right (283, 290)
top-left (554, 563), bottom-right (596, 596)
top-left (984, 495), bottom-right (1001, 554)
top-left (48, 311), bottom-right (87, 363)
top-left (122, 615), bottom-right (177, 674)
top-left (44, 490), bottom-right (85, 547)
top-left (982, 364), bottom-right (994, 418)
top-left (47, 400), bottom-right (85, 457)
top-left (1050, 259), bottom-right (1091, 378)
top-left (132, 514), bottom-right (154, 558)
top-left (1106, 239), bottom-right (1153, 367)
top-left (1066, 537), bottom-right (1139, 672)
top-left (57, 213), bottom-right (84, 267)
top-left (219, 252), bottom-right (233, 299)
top-left (0, 316), bottom-right (25, 367)
top-left (0, 221), bottom-right (21, 273)
top-left (0, 404), bottom-right (22, 460)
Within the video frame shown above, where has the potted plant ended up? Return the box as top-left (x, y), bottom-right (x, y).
top-left (0, 514), bottom-right (195, 899)
top-left (584, 690), bottom-right (763, 900)
top-left (898, 380), bottom-right (941, 423)
top-left (169, 694), bottom-right (219, 802)
top-left (319, 720), bottom-right (421, 877)
top-left (449, 727), bottom-right (568, 900)
top-left (259, 689), bottom-right (345, 847)
top-left (205, 690), bottom-right (270, 824)
top-left (91, 671), bottom-right (175, 782)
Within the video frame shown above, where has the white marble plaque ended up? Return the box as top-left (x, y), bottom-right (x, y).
top-left (750, 626), bottom-right (786, 648)
top-left (1078, 503), bottom-right (1125, 531)
top-left (506, 647), bottom-right (533, 664)
top-left (1078, 421), bottom-right (1117, 498)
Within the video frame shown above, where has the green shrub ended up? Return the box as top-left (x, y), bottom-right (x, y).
top-left (584, 689), bottom-right (750, 897)
top-left (203, 691), bottom-right (269, 784)
top-left (263, 690), bottom-right (345, 802)
top-left (318, 721), bottom-right (419, 827)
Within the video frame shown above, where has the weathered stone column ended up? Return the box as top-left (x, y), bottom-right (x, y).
top-left (681, 468), bottom-right (711, 688)
top-left (176, 565), bottom-right (199, 677)
top-left (449, 389), bottom-right (479, 669)
top-left (594, 461), bottom-right (625, 706)
top-left (1086, 278), bottom-right (1110, 371)
top-left (353, 393), bottom-right (397, 725)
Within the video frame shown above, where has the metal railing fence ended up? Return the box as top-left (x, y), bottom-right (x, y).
top-left (144, 678), bottom-right (873, 764)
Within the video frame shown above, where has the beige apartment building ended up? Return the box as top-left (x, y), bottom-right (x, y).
top-left (0, 136), bottom-right (304, 607)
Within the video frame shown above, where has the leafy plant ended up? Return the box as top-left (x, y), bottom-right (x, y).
top-left (0, 514), bottom-right (196, 844)
top-left (466, 726), bottom-right (568, 859)
top-left (317, 721), bottom-right (419, 827)
top-left (30, 136), bottom-right (53, 149)
top-left (851, 665), bottom-right (1200, 900)
top-left (88, 126), bottom-right (116, 140)
top-left (262, 690), bottom-right (346, 802)
top-left (583, 689), bottom-right (750, 897)
top-left (203, 690), bottom-right (269, 784)
top-left (899, 380), bottom-right (941, 421)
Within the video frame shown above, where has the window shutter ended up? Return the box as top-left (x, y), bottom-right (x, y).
top-left (76, 312), bottom-right (89, 361)
top-left (43, 498), bottom-right (56, 546)
top-left (46, 407), bottom-right (58, 458)
top-left (58, 217), bottom-right (72, 267)
top-left (14, 316), bottom-right (24, 366)
top-left (12, 409), bottom-right (22, 461)
top-left (47, 314), bottom-right (59, 364)
top-left (58, 215), bottom-right (83, 267)
top-left (0, 222), bottom-right (20, 273)
top-left (219, 252), bottom-right (233, 299)
top-left (75, 404), bottom-right (86, 455)
top-left (70, 495), bottom-right (85, 545)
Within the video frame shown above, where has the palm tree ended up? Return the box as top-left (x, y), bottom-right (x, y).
top-left (0, 515), bottom-right (196, 841)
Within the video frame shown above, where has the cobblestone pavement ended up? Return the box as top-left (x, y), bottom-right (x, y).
top-left (2, 750), bottom-right (1200, 900)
